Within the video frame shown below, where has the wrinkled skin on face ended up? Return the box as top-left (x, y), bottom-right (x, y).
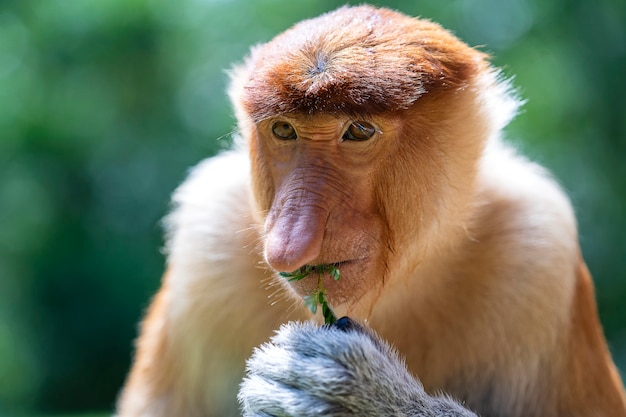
top-left (251, 114), bottom-right (399, 312)
top-left (243, 80), bottom-right (490, 316)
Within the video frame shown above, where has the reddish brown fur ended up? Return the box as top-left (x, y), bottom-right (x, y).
top-left (118, 5), bottom-right (626, 417)
top-left (120, 276), bottom-right (174, 415)
top-left (240, 5), bottom-right (487, 121)
top-left (559, 260), bottom-right (626, 413)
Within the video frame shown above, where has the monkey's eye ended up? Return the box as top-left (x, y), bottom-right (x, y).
top-left (342, 121), bottom-right (376, 141)
top-left (271, 121), bottom-right (298, 140)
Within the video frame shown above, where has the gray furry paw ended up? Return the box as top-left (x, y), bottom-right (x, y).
top-left (238, 317), bottom-right (477, 417)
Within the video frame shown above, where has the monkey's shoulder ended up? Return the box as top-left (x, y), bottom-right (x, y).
top-left (471, 142), bottom-right (580, 285)
top-left (477, 142), bottom-right (577, 246)
top-left (164, 150), bottom-right (261, 266)
top-left (162, 149), bottom-right (291, 324)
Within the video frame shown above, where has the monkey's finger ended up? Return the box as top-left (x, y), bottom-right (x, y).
top-left (239, 373), bottom-right (350, 417)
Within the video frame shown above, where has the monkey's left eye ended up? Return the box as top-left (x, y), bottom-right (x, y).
top-left (342, 121), bottom-right (376, 141)
top-left (271, 121), bottom-right (298, 140)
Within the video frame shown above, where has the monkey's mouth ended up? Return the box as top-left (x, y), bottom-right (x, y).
top-left (306, 260), bottom-right (352, 271)
top-left (279, 261), bottom-right (350, 282)
top-left (280, 256), bottom-right (373, 306)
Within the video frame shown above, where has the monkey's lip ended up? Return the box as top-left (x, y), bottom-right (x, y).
top-left (279, 259), bottom-right (358, 281)
top-left (316, 259), bottom-right (352, 267)
top-left (280, 258), bottom-right (358, 275)
top-left (285, 256), bottom-right (372, 301)
top-left (303, 258), bottom-right (360, 272)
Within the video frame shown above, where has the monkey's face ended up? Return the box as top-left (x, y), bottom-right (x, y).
top-left (250, 113), bottom-right (402, 313)
top-left (231, 5), bottom-right (489, 316)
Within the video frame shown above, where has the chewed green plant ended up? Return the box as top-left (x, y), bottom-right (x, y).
top-left (279, 264), bottom-right (341, 324)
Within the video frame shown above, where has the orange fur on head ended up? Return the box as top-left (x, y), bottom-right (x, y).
top-left (238, 5), bottom-right (487, 122)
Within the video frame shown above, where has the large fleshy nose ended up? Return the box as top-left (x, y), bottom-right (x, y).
top-left (263, 203), bottom-right (327, 273)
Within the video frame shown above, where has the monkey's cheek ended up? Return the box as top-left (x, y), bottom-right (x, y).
top-left (328, 260), bottom-right (383, 315)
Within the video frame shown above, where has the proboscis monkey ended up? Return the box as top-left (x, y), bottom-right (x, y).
top-left (117, 5), bottom-right (626, 417)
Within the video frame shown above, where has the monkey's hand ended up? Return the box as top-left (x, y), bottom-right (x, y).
top-left (238, 317), bottom-right (477, 417)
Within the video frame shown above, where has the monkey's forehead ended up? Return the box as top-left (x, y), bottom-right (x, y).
top-left (235, 5), bottom-right (487, 122)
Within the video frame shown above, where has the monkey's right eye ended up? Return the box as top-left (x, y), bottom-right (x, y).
top-left (271, 122), bottom-right (298, 140)
top-left (342, 121), bottom-right (376, 141)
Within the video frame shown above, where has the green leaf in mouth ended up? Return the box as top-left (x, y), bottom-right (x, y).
top-left (279, 264), bottom-right (341, 324)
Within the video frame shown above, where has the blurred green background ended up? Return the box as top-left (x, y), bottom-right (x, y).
top-left (0, 0), bottom-right (624, 415)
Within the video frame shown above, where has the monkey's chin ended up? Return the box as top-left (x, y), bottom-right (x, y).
top-left (285, 258), bottom-right (382, 320)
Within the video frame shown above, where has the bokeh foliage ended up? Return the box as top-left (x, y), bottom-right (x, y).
top-left (0, 0), bottom-right (624, 414)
